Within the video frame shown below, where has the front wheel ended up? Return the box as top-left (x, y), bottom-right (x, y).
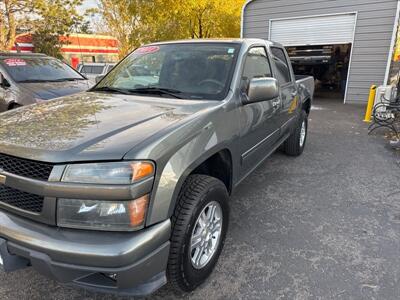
top-left (283, 110), bottom-right (308, 156)
top-left (167, 174), bottom-right (230, 293)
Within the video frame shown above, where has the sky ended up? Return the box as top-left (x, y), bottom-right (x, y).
top-left (79, 0), bottom-right (100, 30)
top-left (79, 0), bottom-right (98, 12)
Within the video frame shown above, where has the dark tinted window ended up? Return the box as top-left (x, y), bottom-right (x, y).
top-left (271, 47), bottom-right (292, 84)
top-left (92, 66), bottom-right (105, 74)
top-left (0, 57), bottom-right (84, 83)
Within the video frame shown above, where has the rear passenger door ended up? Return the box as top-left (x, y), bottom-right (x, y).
top-left (238, 46), bottom-right (281, 179)
top-left (270, 47), bottom-right (298, 136)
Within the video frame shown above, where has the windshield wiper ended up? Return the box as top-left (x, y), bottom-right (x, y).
top-left (18, 79), bottom-right (49, 83)
top-left (127, 87), bottom-right (184, 99)
top-left (50, 78), bottom-right (85, 82)
top-left (90, 86), bottom-right (134, 95)
top-left (19, 78), bottom-right (84, 83)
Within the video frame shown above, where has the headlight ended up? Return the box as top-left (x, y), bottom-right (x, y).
top-left (57, 195), bottom-right (149, 231)
top-left (62, 161), bottom-right (154, 185)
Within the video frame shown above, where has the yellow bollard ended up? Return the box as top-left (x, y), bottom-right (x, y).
top-left (364, 85), bottom-right (377, 123)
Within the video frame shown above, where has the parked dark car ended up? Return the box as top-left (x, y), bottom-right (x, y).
top-left (0, 39), bottom-right (314, 296)
top-left (0, 53), bottom-right (90, 111)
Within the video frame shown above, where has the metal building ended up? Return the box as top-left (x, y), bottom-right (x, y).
top-left (242, 0), bottom-right (400, 104)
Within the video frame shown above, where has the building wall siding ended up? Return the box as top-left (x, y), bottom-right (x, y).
top-left (243, 0), bottom-right (398, 103)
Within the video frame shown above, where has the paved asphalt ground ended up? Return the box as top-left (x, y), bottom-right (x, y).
top-left (1, 98), bottom-right (400, 300)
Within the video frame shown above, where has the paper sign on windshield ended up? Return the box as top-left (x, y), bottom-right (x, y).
top-left (4, 58), bottom-right (27, 66)
top-left (135, 46), bottom-right (160, 54)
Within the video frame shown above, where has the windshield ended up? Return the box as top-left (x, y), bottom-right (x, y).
top-left (93, 43), bottom-right (241, 100)
top-left (0, 57), bottom-right (85, 83)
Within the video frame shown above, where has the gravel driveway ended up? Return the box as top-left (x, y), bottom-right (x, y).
top-left (1, 98), bottom-right (399, 300)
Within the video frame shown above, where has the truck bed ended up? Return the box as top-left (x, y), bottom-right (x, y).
top-left (295, 75), bottom-right (315, 101)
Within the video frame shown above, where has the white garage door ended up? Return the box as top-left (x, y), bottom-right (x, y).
top-left (269, 13), bottom-right (357, 46)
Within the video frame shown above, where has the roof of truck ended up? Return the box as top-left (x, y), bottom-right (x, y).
top-left (149, 38), bottom-right (280, 47)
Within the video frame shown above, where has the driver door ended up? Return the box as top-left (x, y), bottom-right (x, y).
top-left (238, 46), bottom-right (281, 179)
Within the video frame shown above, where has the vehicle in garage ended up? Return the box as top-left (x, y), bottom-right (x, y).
top-left (0, 53), bottom-right (90, 112)
top-left (287, 44), bottom-right (351, 95)
top-left (242, 0), bottom-right (400, 104)
top-left (0, 39), bottom-right (313, 296)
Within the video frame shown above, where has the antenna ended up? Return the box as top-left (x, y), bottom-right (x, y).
top-left (14, 42), bottom-right (21, 53)
top-left (74, 28), bottom-right (90, 89)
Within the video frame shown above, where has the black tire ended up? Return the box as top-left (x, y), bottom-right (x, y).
top-left (167, 174), bottom-right (230, 293)
top-left (283, 110), bottom-right (308, 156)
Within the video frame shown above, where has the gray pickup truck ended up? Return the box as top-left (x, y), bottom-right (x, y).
top-left (0, 39), bottom-right (313, 296)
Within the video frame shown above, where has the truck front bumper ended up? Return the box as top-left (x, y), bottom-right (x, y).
top-left (0, 211), bottom-right (171, 296)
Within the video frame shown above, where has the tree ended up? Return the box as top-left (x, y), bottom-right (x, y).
top-left (31, 0), bottom-right (83, 58)
top-left (96, 0), bottom-right (246, 57)
top-left (0, 0), bottom-right (83, 56)
top-left (180, 0), bottom-right (245, 39)
top-left (96, 0), bottom-right (150, 58)
top-left (77, 20), bottom-right (93, 34)
top-left (0, 0), bottom-right (35, 51)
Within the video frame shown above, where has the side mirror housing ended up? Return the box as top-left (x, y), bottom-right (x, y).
top-left (243, 77), bottom-right (279, 104)
top-left (0, 74), bottom-right (10, 89)
top-left (95, 75), bottom-right (105, 83)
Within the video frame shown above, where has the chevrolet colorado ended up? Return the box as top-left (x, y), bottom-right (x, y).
top-left (0, 39), bottom-right (314, 296)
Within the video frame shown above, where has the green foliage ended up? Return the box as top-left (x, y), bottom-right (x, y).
top-left (0, 0), bottom-right (83, 56)
top-left (31, 31), bottom-right (65, 59)
top-left (0, 0), bottom-right (36, 50)
top-left (77, 21), bottom-right (93, 34)
top-left (97, 0), bottom-right (246, 57)
top-left (31, 0), bottom-right (83, 58)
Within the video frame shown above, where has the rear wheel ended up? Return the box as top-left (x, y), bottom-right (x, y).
top-left (167, 174), bottom-right (229, 293)
top-left (283, 110), bottom-right (308, 156)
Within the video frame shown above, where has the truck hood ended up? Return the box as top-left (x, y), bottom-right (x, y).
top-left (19, 80), bottom-right (91, 100)
top-left (0, 92), bottom-right (218, 163)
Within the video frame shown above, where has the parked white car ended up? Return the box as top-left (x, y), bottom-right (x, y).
top-left (77, 62), bottom-right (116, 81)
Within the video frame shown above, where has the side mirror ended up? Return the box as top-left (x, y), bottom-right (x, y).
top-left (0, 74), bottom-right (10, 89)
top-left (243, 77), bottom-right (279, 104)
top-left (95, 75), bottom-right (105, 83)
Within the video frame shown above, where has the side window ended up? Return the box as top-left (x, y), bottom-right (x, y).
top-left (242, 47), bottom-right (272, 91)
top-left (271, 47), bottom-right (292, 85)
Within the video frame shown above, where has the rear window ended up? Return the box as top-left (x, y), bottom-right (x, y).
top-left (0, 57), bottom-right (84, 83)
